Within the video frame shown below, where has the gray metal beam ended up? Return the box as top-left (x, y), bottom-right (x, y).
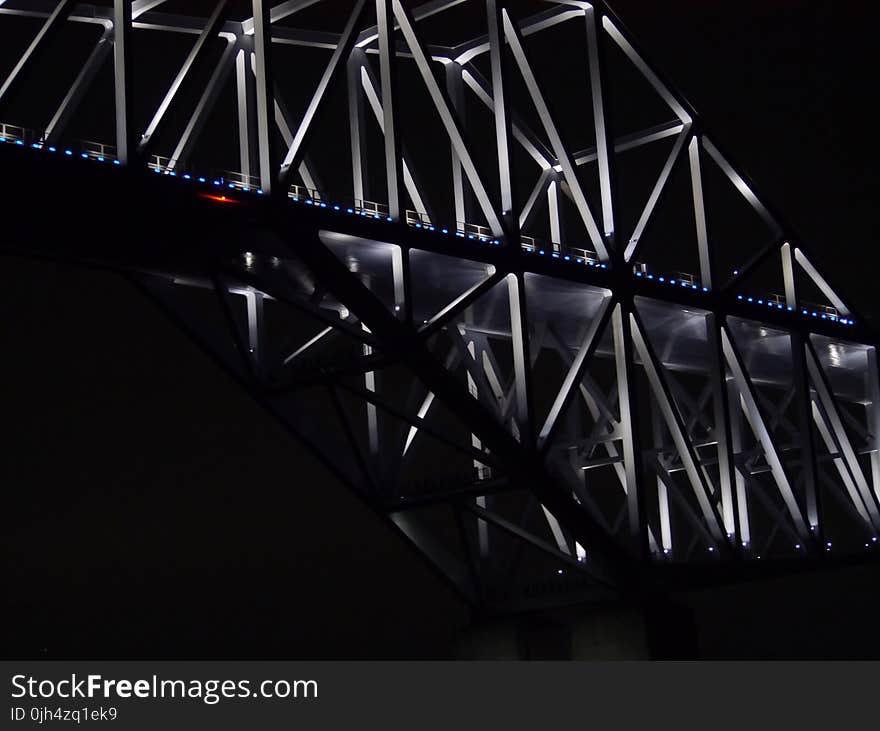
top-left (503, 8), bottom-right (608, 259)
top-left (805, 339), bottom-right (880, 530)
top-left (630, 310), bottom-right (726, 543)
top-left (251, 0), bottom-right (275, 193)
top-left (0, 0), bottom-right (77, 109)
top-left (688, 135), bottom-right (711, 288)
top-left (623, 124), bottom-right (691, 263)
top-left (538, 295), bottom-right (612, 452)
top-left (376, 0), bottom-right (402, 219)
top-left (138, 0), bottom-right (229, 157)
top-left (113, 0), bottom-right (133, 165)
top-left (279, 0), bottom-right (369, 187)
top-left (169, 34), bottom-right (237, 169)
top-left (612, 302), bottom-right (648, 556)
top-left (348, 48), bottom-right (369, 204)
top-left (393, 0), bottom-right (504, 237)
top-left (721, 326), bottom-right (812, 543)
top-left (44, 22), bottom-right (112, 144)
top-left (487, 0), bottom-right (515, 236)
top-left (585, 5), bottom-right (613, 238)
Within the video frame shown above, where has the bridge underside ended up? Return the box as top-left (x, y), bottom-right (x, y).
top-left (1, 1), bottom-right (879, 612)
top-left (3, 143), bottom-right (879, 611)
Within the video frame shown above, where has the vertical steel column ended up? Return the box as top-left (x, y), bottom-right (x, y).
top-left (348, 48), bottom-right (370, 205)
top-left (688, 136), bottom-right (711, 289)
top-left (465, 340), bottom-right (490, 558)
top-left (245, 290), bottom-right (264, 376)
top-left (376, 0), bottom-right (402, 219)
top-left (114, 0), bottom-right (134, 165)
top-left (650, 394), bottom-right (673, 552)
top-left (548, 177), bottom-right (563, 247)
top-left (487, 0), bottom-right (516, 239)
top-left (391, 245), bottom-right (411, 324)
top-left (726, 368), bottom-right (751, 545)
top-left (251, 0), bottom-right (275, 193)
top-left (791, 332), bottom-right (821, 534)
top-left (445, 62), bottom-right (470, 227)
top-left (781, 242), bottom-right (797, 309)
top-left (236, 39), bottom-right (258, 180)
top-left (706, 314), bottom-right (738, 541)
top-left (585, 5), bottom-right (614, 239)
top-left (507, 274), bottom-right (534, 447)
top-left (612, 302), bottom-right (649, 557)
top-left (867, 348), bottom-right (880, 510)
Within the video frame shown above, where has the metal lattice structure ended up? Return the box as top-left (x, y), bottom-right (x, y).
top-left (1, 0), bottom-right (879, 610)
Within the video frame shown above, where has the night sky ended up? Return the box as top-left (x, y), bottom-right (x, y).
top-left (2, 1), bottom-right (879, 659)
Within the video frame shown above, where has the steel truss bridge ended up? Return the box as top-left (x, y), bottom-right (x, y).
top-left (1, 0), bottom-right (878, 612)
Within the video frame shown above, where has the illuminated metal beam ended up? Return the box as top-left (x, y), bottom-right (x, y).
top-left (630, 310), bottom-right (726, 542)
top-left (113, 0), bottom-right (133, 165)
top-left (503, 8), bottom-right (608, 259)
top-left (279, 0), bottom-right (368, 186)
top-left (44, 22), bottom-right (112, 144)
top-left (139, 0), bottom-right (229, 157)
top-left (805, 340), bottom-right (880, 530)
top-left (538, 295), bottom-right (613, 451)
top-left (721, 326), bottom-right (812, 542)
top-left (0, 0), bottom-right (77, 109)
top-left (794, 247), bottom-right (851, 317)
top-left (393, 0), bottom-right (504, 237)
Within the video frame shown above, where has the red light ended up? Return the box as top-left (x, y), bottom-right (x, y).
top-left (199, 193), bottom-right (239, 204)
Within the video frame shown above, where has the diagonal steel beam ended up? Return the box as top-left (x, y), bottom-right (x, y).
top-left (623, 124), bottom-right (691, 262)
top-left (167, 34), bottom-right (238, 168)
top-left (393, 0), bottom-right (504, 237)
top-left (44, 22), bottom-right (113, 144)
top-left (805, 339), bottom-right (880, 530)
top-left (503, 9), bottom-right (608, 259)
top-left (138, 0), bottom-right (229, 158)
top-left (360, 65), bottom-right (433, 220)
top-left (794, 247), bottom-right (851, 317)
top-left (538, 294), bottom-right (613, 452)
top-left (0, 0), bottom-right (77, 109)
top-left (285, 227), bottom-right (633, 585)
top-left (630, 310), bottom-right (726, 543)
top-left (721, 326), bottom-right (812, 542)
top-left (279, 0), bottom-right (369, 186)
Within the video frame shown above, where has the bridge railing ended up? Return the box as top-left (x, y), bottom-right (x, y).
top-left (148, 154), bottom-right (176, 172)
top-left (221, 169), bottom-right (260, 191)
top-left (457, 220), bottom-right (493, 239)
top-left (405, 209), bottom-right (432, 227)
top-left (0, 122), bottom-right (28, 144)
top-left (354, 198), bottom-right (388, 217)
top-left (522, 234), bottom-right (599, 263)
top-left (804, 301), bottom-right (841, 321)
top-left (83, 140), bottom-right (117, 161)
top-left (633, 262), bottom-right (703, 287)
top-left (291, 183), bottom-right (322, 201)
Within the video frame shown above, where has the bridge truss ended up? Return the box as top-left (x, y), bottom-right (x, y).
top-left (1, 0), bottom-right (878, 610)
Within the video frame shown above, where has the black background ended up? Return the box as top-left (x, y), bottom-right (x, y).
top-left (2, 1), bottom-right (879, 659)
